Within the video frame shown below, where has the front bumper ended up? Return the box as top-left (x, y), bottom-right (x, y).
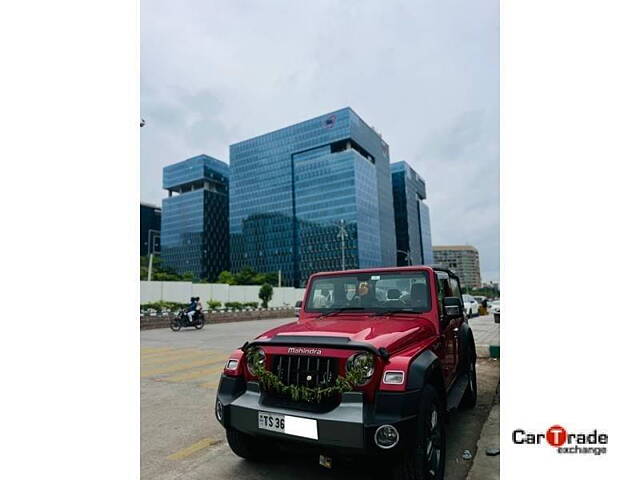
top-left (216, 375), bottom-right (420, 455)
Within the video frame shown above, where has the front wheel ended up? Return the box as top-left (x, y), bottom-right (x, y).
top-left (170, 318), bottom-right (181, 331)
top-left (194, 318), bottom-right (204, 330)
top-left (390, 384), bottom-right (445, 480)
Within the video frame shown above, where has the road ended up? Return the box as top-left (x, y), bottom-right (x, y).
top-left (141, 316), bottom-right (500, 480)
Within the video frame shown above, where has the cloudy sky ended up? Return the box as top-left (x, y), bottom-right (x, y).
top-left (141, 0), bottom-right (499, 282)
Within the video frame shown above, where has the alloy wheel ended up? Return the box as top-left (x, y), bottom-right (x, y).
top-left (424, 407), bottom-right (442, 478)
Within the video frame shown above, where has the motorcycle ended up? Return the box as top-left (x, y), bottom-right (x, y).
top-left (170, 309), bottom-right (205, 331)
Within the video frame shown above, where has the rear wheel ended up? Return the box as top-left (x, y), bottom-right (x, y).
top-left (170, 319), bottom-right (181, 331)
top-left (226, 429), bottom-right (276, 462)
top-left (390, 384), bottom-right (445, 480)
top-left (460, 336), bottom-right (477, 409)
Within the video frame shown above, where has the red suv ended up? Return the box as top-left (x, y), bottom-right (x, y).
top-left (215, 266), bottom-right (477, 480)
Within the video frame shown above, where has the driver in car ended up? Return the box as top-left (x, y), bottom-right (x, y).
top-left (349, 281), bottom-right (374, 307)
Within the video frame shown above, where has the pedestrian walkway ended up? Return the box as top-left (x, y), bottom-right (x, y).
top-left (469, 315), bottom-right (499, 358)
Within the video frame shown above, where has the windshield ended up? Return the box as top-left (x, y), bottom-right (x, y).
top-left (305, 271), bottom-right (431, 313)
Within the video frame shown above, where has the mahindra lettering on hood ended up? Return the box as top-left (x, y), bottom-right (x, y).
top-left (215, 266), bottom-right (478, 480)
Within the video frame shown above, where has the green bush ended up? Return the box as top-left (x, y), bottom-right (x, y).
top-left (243, 302), bottom-right (259, 308)
top-left (259, 283), bottom-right (274, 308)
top-left (224, 301), bottom-right (244, 310)
top-left (140, 301), bottom-right (188, 312)
top-left (207, 300), bottom-right (222, 310)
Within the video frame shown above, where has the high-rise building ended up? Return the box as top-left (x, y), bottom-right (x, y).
top-left (160, 154), bottom-right (229, 280)
top-left (432, 245), bottom-right (481, 288)
top-left (391, 162), bottom-right (434, 266)
top-left (229, 107), bottom-right (397, 287)
top-left (140, 202), bottom-right (161, 256)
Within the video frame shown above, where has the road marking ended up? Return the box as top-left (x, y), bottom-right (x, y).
top-left (199, 379), bottom-right (221, 389)
top-left (163, 366), bottom-right (224, 382)
top-left (141, 349), bottom-right (215, 364)
top-left (141, 353), bottom-right (230, 377)
top-left (166, 437), bottom-right (222, 461)
top-left (141, 347), bottom-right (174, 354)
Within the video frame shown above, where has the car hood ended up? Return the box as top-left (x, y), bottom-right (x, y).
top-left (255, 315), bottom-right (438, 354)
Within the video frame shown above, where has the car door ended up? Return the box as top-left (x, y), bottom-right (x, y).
top-left (436, 272), bottom-right (462, 387)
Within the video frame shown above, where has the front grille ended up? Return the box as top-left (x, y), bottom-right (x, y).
top-left (270, 354), bottom-right (338, 389)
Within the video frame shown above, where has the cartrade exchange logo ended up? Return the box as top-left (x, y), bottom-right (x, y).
top-left (512, 425), bottom-right (608, 455)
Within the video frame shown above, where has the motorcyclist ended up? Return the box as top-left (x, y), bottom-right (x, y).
top-left (186, 297), bottom-right (197, 323)
top-left (195, 297), bottom-right (203, 319)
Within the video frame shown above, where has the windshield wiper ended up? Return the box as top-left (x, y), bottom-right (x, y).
top-left (372, 308), bottom-right (423, 316)
top-left (321, 307), bottom-right (366, 317)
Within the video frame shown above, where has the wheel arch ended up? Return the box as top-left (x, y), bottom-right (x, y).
top-left (406, 349), bottom-right (445, 398)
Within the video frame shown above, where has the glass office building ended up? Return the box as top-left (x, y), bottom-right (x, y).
top-left (229, 107), bottom-right (396, 287)
top-left (140, 202), bottom-right (161, 256)
top-left (160, 154), bottom-right (229, 280)
top-left (391, 161), bottom-right (434, 266)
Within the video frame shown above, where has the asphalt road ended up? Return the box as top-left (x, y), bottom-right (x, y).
top-left (141, 316), bottom-right (500, 480)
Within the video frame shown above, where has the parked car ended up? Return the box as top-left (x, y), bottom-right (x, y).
top-left (491, 300), bottom-right (500, 323)
top-left (462, 294), bottom-right (479, 317)
top-left (215, 266), bottom-right (477, 480)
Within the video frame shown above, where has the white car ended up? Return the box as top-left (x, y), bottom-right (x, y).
top-left (462, 294), bottom-right (479, 317)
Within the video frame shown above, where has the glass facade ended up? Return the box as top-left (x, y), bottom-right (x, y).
top-left (160, 154), bottom-right (229, 280)
top-left (140, 202), bottom-right (161, 256)
top-left (391, 161), bottom-right (434, 266)
top-left (230, 108), bottom-right (396, 287)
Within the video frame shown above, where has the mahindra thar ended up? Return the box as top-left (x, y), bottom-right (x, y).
top-left (215, 266), bottom-right (477, 480)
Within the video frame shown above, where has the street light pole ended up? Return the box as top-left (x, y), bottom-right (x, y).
top-left (337, 219), bottom-right (348, 271)
top-left (397, 249), bottom-right (412, 266)
top-left (147, 229), bottom-right (160, 281)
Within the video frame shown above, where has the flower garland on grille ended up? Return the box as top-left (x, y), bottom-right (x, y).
top-left (247, 349), bottom-right (370, 403)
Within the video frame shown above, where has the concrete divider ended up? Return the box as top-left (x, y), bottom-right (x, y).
top-left (140, 308), bottom-right (296, 330)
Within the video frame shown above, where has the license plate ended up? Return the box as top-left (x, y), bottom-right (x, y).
top-left (258, 411), bottom-right (318, 440)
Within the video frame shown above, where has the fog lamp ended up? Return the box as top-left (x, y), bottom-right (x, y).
top-left (375, 424), bottom-right (399, 449)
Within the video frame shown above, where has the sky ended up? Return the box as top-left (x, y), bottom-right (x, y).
top-left (141, 0), bottom-right (500, 282)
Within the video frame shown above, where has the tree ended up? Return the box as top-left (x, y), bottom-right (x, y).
top-left (235, 267), bottom-right (258, 285)
top-left (140, 256), bottom-right (196, 281)
top-left (259, 283), bottom-right (274, 308)
top-left (217, 270), bottom-right (236, 285)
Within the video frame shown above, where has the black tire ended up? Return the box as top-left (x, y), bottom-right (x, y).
top-left (468, 309), bottom-right (473, 318)
top-left (494, 313), bottom-right (500, 323)
top-left (390, 384), bottom-right (445, 480)
top-left (226, 428), bottom-right (275, 462)
top-left (194, 318), bottom-right (204, 330)
top-left (460, 334), bottom-right (477, 409)
top-left (170, 319), bottom-right (181, 332)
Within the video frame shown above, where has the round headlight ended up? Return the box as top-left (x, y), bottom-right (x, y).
top-left (246, 347), bottom-right (266, 376)
top-left (346, 352), bottom-right (375, 385)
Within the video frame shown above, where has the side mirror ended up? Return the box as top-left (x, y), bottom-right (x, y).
top-left (443, 297), bottom-right (463, 319)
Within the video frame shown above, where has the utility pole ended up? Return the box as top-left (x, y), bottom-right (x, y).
top-left (278, 270), bottom-right (282, 288)
top-left (147, 229), bottom-right (160, 281)
top-left (397, 249), bottom-right (412, 266)
top-left (337, 219), bottom-right (349, 271)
